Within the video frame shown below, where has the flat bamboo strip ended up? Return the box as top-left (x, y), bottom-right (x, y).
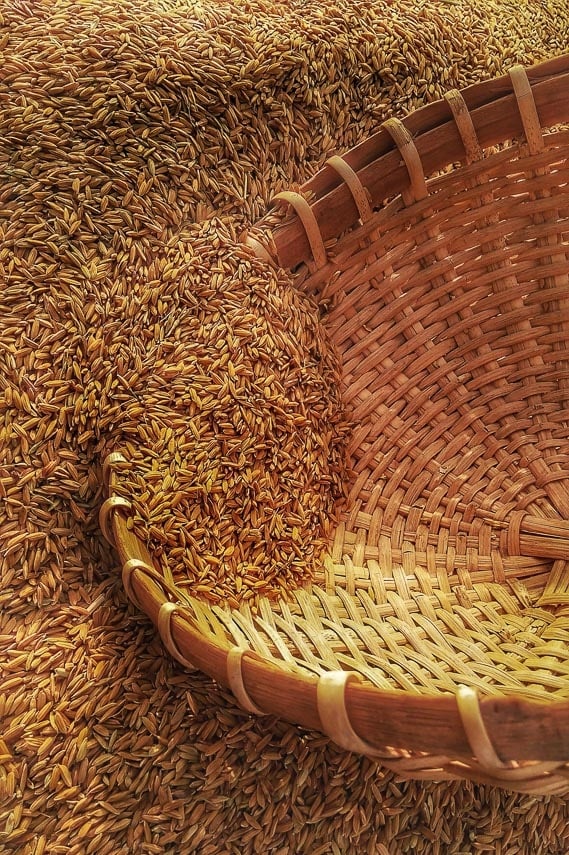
top-left (267, 63), bottom-right (569, 269)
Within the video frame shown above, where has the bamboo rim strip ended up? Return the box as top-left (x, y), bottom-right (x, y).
top-left (260, 52), bottom-right (569, 271)
top-left (101, 56), bottom-right (569, 795)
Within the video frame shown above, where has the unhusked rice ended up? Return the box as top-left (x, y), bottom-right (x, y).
top-left (2, 0), bottom-right (569, 852)
top-left (108, 218), bottom-right (350, 606)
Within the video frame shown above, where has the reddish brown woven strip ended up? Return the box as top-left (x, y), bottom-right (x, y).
top-left (382, 117), bottom-right (428, 204)
top-left (325, 155), bottom-right (373, 222)
top-left (510, 65), bottom-right (544, 155)
top-left (271, 190), bottom-right (327, 269)
top-left (444, 89), bottom-right (483, 163)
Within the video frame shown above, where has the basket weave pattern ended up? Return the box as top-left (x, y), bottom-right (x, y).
top-left (101, 55), bottom-right (569, 795)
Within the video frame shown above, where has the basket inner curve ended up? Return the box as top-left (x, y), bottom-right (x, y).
top-left (127, 130), bottom-right (569, 702)
top-left (321, 134), bottom-right (569, 582)
top-left (225, 133), bottom-right (569, 693)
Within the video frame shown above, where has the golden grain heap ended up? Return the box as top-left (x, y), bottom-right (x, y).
top-left (108, 218), bottom-right (350, 605)
top-left (2, 0), bottom-right (569, 852)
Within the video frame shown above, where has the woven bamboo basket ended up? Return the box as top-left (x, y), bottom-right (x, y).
top-left (100, 54), bottom-right (569, 795)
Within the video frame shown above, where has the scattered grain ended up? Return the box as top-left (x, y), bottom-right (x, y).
top-left (2, 0), bottom-right (569, 852)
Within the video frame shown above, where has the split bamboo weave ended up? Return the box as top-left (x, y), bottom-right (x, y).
top-left (101, 54), bottom-right (569, 795)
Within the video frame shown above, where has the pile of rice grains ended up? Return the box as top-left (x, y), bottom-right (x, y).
top-left (2, 0), bottom-right (569, 852)
top-left (109, 220), bottom-right (351, 606)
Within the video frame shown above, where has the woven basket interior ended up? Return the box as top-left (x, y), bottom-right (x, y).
top-left (157, 126), bottom-right (569, 704)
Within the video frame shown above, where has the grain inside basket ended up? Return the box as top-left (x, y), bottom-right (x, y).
top-left (105, 218), bottom-right (352, 607)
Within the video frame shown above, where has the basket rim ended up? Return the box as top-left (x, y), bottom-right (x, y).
top-left (100, 56), bottom-right (569, 794)
top-left (250, 52), bottom-right (569, 272)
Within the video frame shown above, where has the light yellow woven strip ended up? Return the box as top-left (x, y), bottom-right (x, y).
top-left (158, 602), bottom-right (198, 671)
top-left (98, 495), bottom-right (132, 547)
top-left (456, 685), bottom-right (507, 771)
top-left (121, 558), bottom-right (150, 612)
top-left (226, 647), bottom-right (266, 715)
top-left (317, 671), bottom-right (387, 757)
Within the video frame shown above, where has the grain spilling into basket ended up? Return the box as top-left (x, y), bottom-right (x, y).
top-left (108, 218), bottom-right (352, 606)
top-left (4, 0), bottom-right (569, 846)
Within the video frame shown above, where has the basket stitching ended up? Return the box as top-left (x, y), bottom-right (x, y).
top-left (444, 89), bottom-right (483, 165)
top-left (325, 155), bottom-right (373, 223)
top-left (226, 647), bottom-right (266, 715)
top-left (122, 558), bottom-right (153, 612)
top-left (510, 65), bottom-right (545, 156)
top-left (98, 495), bottom-right (132, 547)
top-left (317, 671), bottom-right (392, 758)
top-left (157, 602), bottom-right (197, 671)
top-left (456, 685), bottom-right (508, 770)
top-left (271, 190), bottom-right (326, 271)
top-left (381, 117), bottom-right (428, 204)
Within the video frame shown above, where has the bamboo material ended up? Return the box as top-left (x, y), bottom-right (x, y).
top-left (267, 55), bottom-right (569, 270)
top-left (101, 56), bottom-right (569, 795)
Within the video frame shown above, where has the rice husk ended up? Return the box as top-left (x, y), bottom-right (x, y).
top-left (2, 0), bottom-right (569, 851)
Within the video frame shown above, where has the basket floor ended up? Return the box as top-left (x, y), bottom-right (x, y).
top-left (174, 548), bottom-right (568, 703)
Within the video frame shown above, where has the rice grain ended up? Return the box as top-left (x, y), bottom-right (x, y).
top-left (2, 0), bottom-right (569, 851)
